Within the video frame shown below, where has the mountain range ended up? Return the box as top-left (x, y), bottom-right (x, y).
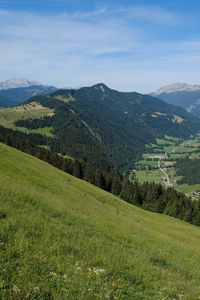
top-left (0, 78), bottom-right (57, 107)
top-left (2, 78), bottom-right (200, 118)
top-left (0, 78), bottom-right (200, 171)
top-left (152, 82), bottom-right (200, 117)
top-left (8, 83), bottom-right (200, 172)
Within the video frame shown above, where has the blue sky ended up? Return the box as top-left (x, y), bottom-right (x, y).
top-left (1, 0), bottom-right (200, 92)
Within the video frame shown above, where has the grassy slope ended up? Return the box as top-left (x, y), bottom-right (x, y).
top-left (1, 143), bottom-right (200, 299)
top-left (0, 102), bottom-right (54, 137)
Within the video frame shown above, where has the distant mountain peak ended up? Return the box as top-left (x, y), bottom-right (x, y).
top-left (153, 82), bottom-right (200, 95)
top-left (92, 83), bottom-right (109, 89)
top-left (0, 77), bottom-right (40, 90)
top-left (151, 82), bottom-right (200, 117)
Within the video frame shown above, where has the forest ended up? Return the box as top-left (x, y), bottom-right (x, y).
top-left (176, 158), bottom-right (200, 184)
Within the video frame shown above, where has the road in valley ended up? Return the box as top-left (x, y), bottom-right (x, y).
top-left (158, 158), bottom-right (173, 187)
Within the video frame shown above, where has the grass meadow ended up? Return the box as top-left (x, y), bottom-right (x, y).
top-left (0, 102), bottom-right (54, 137)
top-left (1, 143), bottom-right (200, 299)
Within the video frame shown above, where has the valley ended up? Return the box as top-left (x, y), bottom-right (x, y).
top-left (133, 134), bottom-right (200, 198)
top-left (0, 83), bottom-right (199, 199)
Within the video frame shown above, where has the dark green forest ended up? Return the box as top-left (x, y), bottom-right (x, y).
top-left (176, 158), bottom-right (200, 184)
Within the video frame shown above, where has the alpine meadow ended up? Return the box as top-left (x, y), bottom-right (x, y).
top-left (1, 1), bottom-right (200, 299)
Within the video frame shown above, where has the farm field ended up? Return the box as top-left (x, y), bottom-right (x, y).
top-left (176, 184), bottom-right (200, 194)
top-left (135, 169), bottom-right (162, 183)
top-left (1, 142), bottom-right (200, 299)
top-left (133, 134), bottom-right (200, 197)
top-left (0, 102), bottom-right (54, 137)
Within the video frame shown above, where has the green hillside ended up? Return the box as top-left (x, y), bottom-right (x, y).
top-left (1, 143), bottom-right (200, 299)
top-left (0, 102), bottom-right (54, 137)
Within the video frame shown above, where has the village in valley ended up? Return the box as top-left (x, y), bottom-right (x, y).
top-left (133, 133), bottom-right (200, 198)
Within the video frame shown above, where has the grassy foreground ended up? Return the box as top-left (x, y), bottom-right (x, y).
top-left (1, 143), bottom-right (200, 299)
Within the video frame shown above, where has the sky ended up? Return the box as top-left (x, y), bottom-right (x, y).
top-left (1, 0), bottom-right (200, 92)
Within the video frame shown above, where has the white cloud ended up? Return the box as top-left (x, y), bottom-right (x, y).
top-left (72, 5), bottom-right (179, 25)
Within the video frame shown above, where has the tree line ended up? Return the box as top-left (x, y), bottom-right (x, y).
top-left (0, 125), bottom-right (200, 227)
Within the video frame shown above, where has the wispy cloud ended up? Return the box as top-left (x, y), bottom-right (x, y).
top-left (73, 5), bottom-right (179, 25)
top-left (114, 5), bottom-right (179, 25)
top-left (0, 8), bottom-right (144, 81)
top-left (0, 5), bottom-right (199, 91)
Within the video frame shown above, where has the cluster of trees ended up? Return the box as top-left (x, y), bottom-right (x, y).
top-left (1, 125), bottom-right (200, 227)
top-left (15, 115), bottom-right (53, 129)
top-left (175, 158), bottom-right (200, 184)
top-left (0, 126), bottom-right (49, 146)
top-left (135, 164), bottom-right (158, 171)
top-left (121, 180), bottom-right (200, 225)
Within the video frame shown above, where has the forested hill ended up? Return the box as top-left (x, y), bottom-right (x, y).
top-left (0, 95), bottom-right (13, 107)
top-left (10, 83), bottom-right (200, 172)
